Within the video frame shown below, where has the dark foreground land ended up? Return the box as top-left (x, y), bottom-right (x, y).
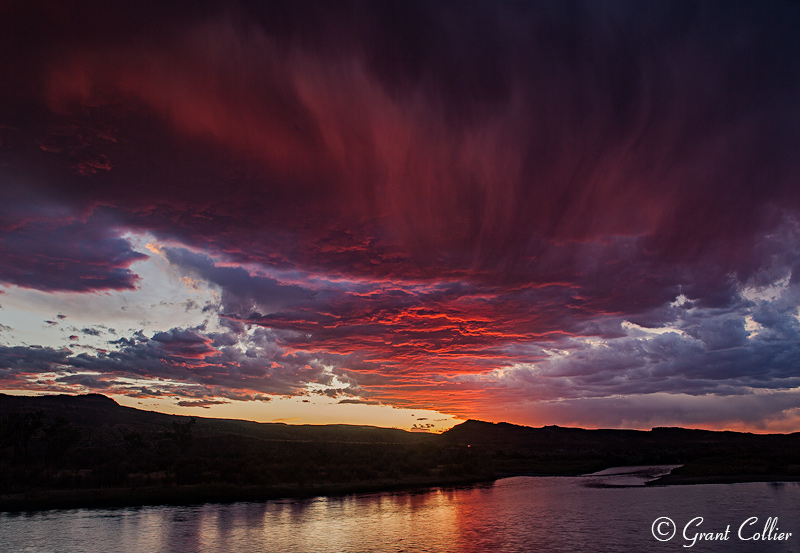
top-left (2, 394), bottom-right (799, 511)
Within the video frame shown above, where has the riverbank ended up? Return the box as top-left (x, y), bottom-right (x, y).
top-left (0, 474), bottom-right (496, 513)
top-left (645, 473), bottom-right (800, 486)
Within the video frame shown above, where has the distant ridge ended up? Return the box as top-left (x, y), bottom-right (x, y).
top-left (0, 393), bottom-right (430, 443)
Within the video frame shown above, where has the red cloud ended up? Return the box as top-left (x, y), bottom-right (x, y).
top-left (2, 1), bottom-right (800, 430)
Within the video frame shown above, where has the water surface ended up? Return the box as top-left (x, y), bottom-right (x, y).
top-left (2, 467), bottom-right (799, 552)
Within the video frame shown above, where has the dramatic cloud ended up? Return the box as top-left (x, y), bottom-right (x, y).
top-left (0, 324), bottom-right (348, 402)
top-left (0, 202), bottom-right (147, 292)
top-left (2, 0), bottom-right (800, 429)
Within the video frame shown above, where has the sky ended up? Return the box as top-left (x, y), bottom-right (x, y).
top-left (1, 0), bottom-right (800, 433)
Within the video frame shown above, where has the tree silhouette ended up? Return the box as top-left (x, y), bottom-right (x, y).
top-left (1, 411), bottom-right (43, 463)
top-left (171, 418), bottom-right (196, 453)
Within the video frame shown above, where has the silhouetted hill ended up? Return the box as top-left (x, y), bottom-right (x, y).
top-left (2, 394), bottom-right (799, 511)
top-left (0, 393), bottom-right (477, 510)
top-left (441, 418), bottom-right (800, 479)
top-left (0, 393), bottom-right (431, 444)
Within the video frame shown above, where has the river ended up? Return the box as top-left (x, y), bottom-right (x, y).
top-left (2, 466), bottom-right (799, 552)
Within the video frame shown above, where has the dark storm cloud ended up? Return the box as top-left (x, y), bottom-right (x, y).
top-left (163, 247), bottom-right (316, 316)
top-left (5, 0), bottom-right (800, 286)
top-left (2, 0), bottom-right (800, 427)
top-left (0, 201), bottom-right (146, 292)
top-left (56, 373), bottom-right (115, 388)
top-left (151, 327), bottom-right (216, 359)
top-left (4, 0), bottom-right (792, 301)
top-left (0, 345), bottom-right (71, 371)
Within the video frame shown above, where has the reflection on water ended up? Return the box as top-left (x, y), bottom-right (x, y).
top-left (2, 468), bottom-right (799, 553)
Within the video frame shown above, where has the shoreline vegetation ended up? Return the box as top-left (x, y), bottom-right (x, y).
top-left (2, 394), bottom-right (799, 512)
top-left (0, 475), bottom-right (497, 513)
top-left (645, 474), bottom-right (800, 486)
